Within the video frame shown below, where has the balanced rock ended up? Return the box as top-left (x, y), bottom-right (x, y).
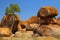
top-left (37, 6), bottom-right (58, 17)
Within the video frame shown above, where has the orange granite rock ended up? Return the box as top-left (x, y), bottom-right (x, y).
top-left (0, 27), bottom-right (11, 37)
top-left (37, 6), bottom-right (58, 17)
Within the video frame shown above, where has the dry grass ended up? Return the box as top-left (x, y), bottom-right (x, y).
top-left (0, 36), bottom-right (58, 40)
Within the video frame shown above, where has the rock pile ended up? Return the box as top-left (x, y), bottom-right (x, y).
top-left (33, 6), bottom-right (59, 36)
top-left (0, 6), bottom-right (60, 37)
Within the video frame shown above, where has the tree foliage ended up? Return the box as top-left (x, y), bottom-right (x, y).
top-left (5, 4), bottom-right (20, 15)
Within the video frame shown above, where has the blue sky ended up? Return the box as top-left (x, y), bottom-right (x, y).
top-left (0, 0), bottom-right (60, 21)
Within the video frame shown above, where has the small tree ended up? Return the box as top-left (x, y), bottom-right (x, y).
top-left (5, 4), bottom-right (20, 15)
top-left (5, 4), bottom-right (20, 28)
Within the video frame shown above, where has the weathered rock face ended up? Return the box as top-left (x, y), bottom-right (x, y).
top-left (27, 16), bottom-right (41, 24)
top-left (41, 17), bottom-right (57, 25)
top-left (12, 20), bottom-right (20, 34)
top-left (1, 15), bottom-right (6, 27)
top-left (36, 25), bottom-right (53, 36)
top-left (35, 25), bottom-right (60, 36)
top-left (0, 27), bottom-right (11, 37)
top-left (17, 22), bottom-right (24, 31)
top-left (37, 6), bottom-right (58, 25)
top-left (19, 21), bottom-right (28, 31)
top-left (37, 6), bottom-right (58, 17)
top-left (57, 17), bottom-right (60, 25)
top-left (18, 16), bottom-right (41, 31)
top-left (47, 25), bottom-right (60, 36)
top-left (20, 21), bottom-right (28, 25)
top-left (1, 14), bottom-right (20, 34)
top-left (26, 23), bottom-right (40, 31)
top-left (12, 20), bottom-right (28, 34)
top-left (1, 14), bottom-right (20, 27)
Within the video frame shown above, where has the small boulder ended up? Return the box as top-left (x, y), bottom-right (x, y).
top-left (0, 27), bottom-right (11, 37)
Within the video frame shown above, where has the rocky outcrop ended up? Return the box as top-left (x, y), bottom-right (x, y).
top-left (37, 6), bottom-right (58, 25)
top-left (1, 14), bottom-right (20, 34)
top-left (34, 25), bottom-right (60, 36)
top-left (0, 6), bottom-right (60, 38)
